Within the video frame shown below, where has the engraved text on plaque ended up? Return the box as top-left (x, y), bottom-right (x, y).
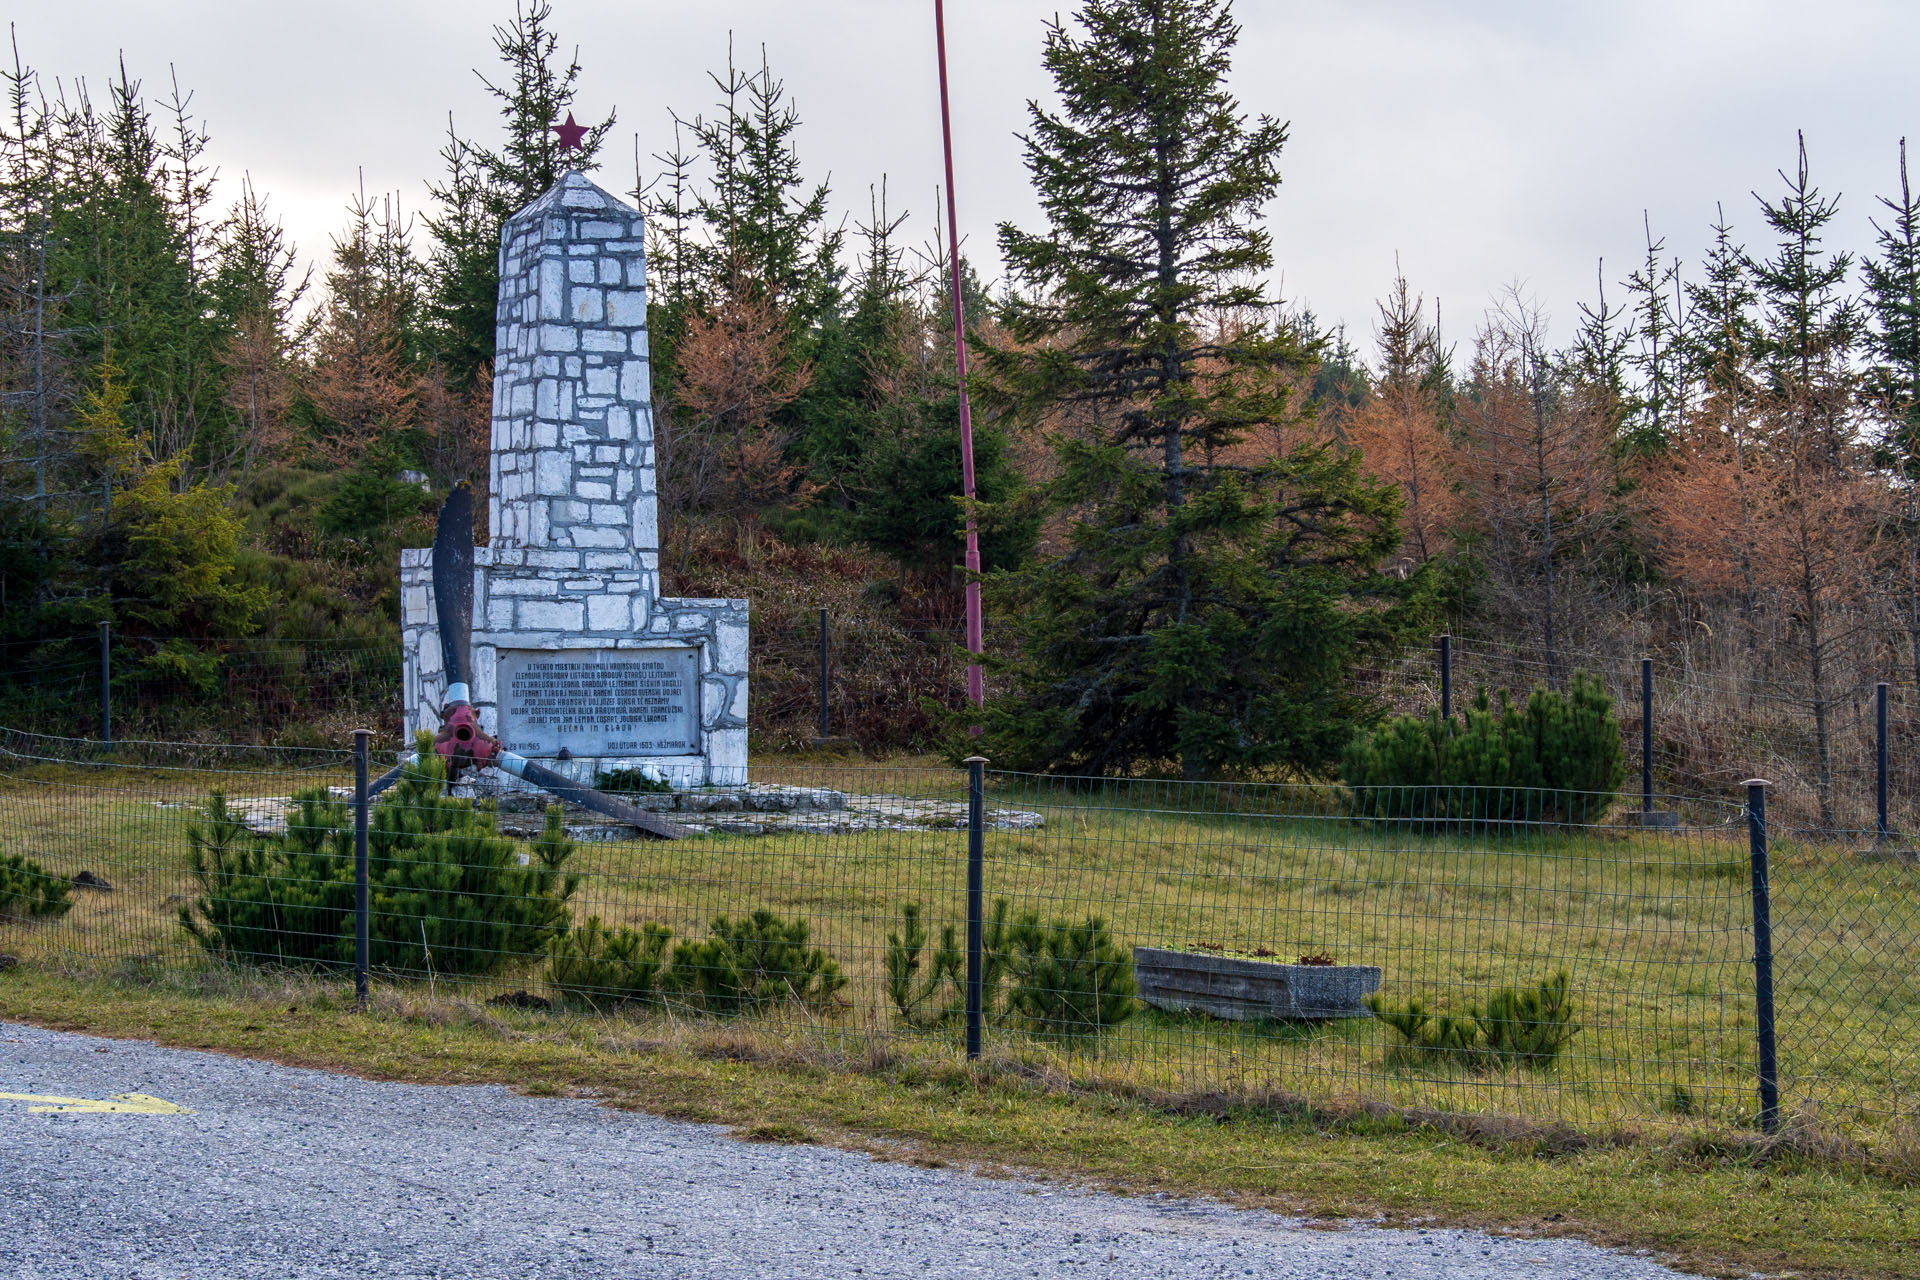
top-left (498, 647), bottom-right (700, 758)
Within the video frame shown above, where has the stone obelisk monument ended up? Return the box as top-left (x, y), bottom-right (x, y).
top-left (400, 171), bottom-right (748, 787)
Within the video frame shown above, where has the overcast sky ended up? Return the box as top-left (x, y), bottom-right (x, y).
top-left (19, 1), bottom-right (1920, 357)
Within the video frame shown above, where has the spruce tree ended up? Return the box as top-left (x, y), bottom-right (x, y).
top-left (641, 120), bottom-right (699, 413)
top-left (980, 0), bottom-right (1426, 778)
top-left (652, 44), bottom-right (849, 538)
top-left (1864, 141), bottom-right (1920, 688)
top-left (1621, 215), bottom-right (1684, 455)
top-left (1745, 132), bottom-right (1863, 465)
top-left (831, 193), bottom-right (1037, 573)
top-left (1744, 135), bottom-right (1867, 826)
top-left (207, 177), bottom-right (311, 474)
top-left (1681, 208), bottom-right (1764, 634)
top-left (0, 36), bottom-right (61, 519)
top-left (1865, 138), bottom-right (1920, 470)
top-left (1683, 207), bottom-right (1760, 407)
top-left (425, 0), bottom-right (610, 385)
top-left (678, 47), bottom-right (839, 320)
top-left (1565, 260), bottom-right (1632, 442)
top-left (46, 63), bottom-right (225, 474)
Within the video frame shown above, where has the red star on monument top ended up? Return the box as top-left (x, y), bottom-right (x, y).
top-left (551, 111), bottom-right (589, 152)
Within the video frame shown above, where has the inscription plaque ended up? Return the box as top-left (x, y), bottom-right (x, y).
top-left (498, 647), bottom-right (700, 757)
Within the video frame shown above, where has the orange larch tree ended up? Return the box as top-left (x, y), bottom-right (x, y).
top-left (1451, 292), bottom-right (1615, 682)
top-left (1346, 267), bottom-right (1455, 569)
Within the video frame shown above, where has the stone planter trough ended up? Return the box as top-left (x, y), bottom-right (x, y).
top-left (1133, 947), bottom-right (1382, 1021)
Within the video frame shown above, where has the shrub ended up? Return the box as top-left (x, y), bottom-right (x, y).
top-left (1363, 994), bottom-right (1478, 1060)
top-left (1366, 971), bottom-right (1579, 1070)
top-left (886, 900), bottom-right (1135, 1036)
top-left (1474, 971), bottom-right (1580, 1067)
top-left (1006, 914), bottom-right (1137, 1036)
top-left (362, 765), bottom-right (579, 975)
top-left (179, 789), bottom-right (352, 963)
top-left (0, 853), bottom-right (74, 920)
top-left (180, 748), bottom-right (579, 974)
top-left (884, 899), bottom-right (1010, 1028)
top-left (547, 916), bottom-right (672, 1008)
top-left (1341, 673), bottom-right (1625, 828)
top-left (593, 767), bottom-right (672, 795)
top-left (663, 910), bottom-right (846, 1015)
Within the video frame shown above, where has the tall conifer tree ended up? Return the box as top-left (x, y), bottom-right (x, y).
top-left (1745, 132), bottom-right (1862, 464)
top-left (1680, 208), bottom-right (1764, 634)
top-left (1566, 261), bottom-right (1632, 438)
top-left (1865, 138), bottom-right (1920, 469)
top-left (1621, 216), bottom-right (1684, 455)
top-left (1863, 141), bottom-right (1920, 688)
top-left (980, 0), bottom-right (1425, 778)
top-left (426, 0), bottom-right (610, 385)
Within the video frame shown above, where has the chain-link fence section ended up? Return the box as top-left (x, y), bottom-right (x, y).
top-left (3, 731), bottom-right (1913, 1146)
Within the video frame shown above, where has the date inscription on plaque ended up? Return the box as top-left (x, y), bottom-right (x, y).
top-left (498, 647), bottom-right (700, 757)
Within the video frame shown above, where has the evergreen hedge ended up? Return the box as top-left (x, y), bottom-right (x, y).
top-left (1340, 673), bottom-right (1625, 828)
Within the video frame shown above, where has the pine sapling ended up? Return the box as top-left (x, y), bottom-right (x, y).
top-left (884, 899), bottom-right (1012, 1028)
top-left (1473, 970), bottom-right (1580, 1068)
top-left (0, 853), bottom-right (73, 920)
top-left (1366, 992), bottom-right (1477, 1062)
top-left (665, 910), bottom-right (847, 1015)
top-left (547, 916), bottom-right (672, 1008)
top-left (1006, 912), bottom-right (1137, 1036)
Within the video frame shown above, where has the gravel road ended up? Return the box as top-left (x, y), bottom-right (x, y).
top-left (0, 1022), bottom-right (1703, 1279)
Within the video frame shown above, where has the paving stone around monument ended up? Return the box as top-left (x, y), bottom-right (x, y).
top-left (168, 785), bottom-right (1044, 840)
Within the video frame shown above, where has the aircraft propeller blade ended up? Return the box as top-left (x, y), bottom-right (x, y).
top-left (366, 756), bottom-right (413, 798)
top-left (432, 484), bottom-right (475, 699)
top-left (498, 751), bottom-right (689, 839)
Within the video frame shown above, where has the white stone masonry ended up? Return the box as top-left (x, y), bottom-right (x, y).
top-left (400, 172), bottom-right (748, 787)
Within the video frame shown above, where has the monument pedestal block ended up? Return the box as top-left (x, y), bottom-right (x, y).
top-left (401, 549), bottom-right (747, 787)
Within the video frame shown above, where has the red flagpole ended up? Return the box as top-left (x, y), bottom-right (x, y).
top-left (934, 0), bottom-right (985, 710)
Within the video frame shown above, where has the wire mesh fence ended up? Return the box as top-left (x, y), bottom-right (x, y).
top-left (1363, 630), bottom-right (1920, 840)
top-left (3, 730), bottom-right (1914, 1145)
top-left (0, 621), bottom-right (976, 755)
top-left (13, 621), bottom-right (1920, 831)
top-left (0, 634), bottom-right (403, 748)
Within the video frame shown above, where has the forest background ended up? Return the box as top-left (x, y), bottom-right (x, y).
top-left (3, 2), bottom-right (1920, 831)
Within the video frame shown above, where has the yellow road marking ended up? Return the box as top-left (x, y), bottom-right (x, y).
top-left (0, 1090), bottom-right (193, 1115)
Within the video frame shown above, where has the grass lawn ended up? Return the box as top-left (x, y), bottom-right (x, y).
top-left (2, 755), bottom-right (1918, 1275)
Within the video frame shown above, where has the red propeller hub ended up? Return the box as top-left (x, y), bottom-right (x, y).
top-left (432, 701), bottom-right (501, 781)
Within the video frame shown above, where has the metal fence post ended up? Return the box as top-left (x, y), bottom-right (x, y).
top-left (98, 620), bottom-right (111, 748)
top-left (1876, 681), bottom-right (1890, 842)
top-left (1438, 633), bottom-right (1452, 718)
top-left (1746, 779), bottom-right (1780, 1134)
top-left (818, 607), bottom-right (830, 739)
top-left (353, 729), bottom-right (372, 1009)
top-left (964, 755), bottom-right (987, 1061)
top-left (1642, 658), bottom-right (1654, 813)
